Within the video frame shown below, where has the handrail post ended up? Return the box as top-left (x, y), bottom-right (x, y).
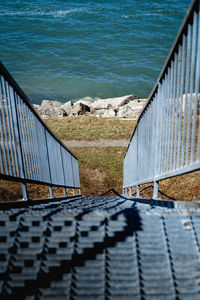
top-left (44, 131), bottom-right (54, 199)
top-left (153, 181), bottom-right (159, 199)
top-left (64, 187), bottom-right (67, 197)
top-left (136, 185), bottom-right (140, 198)
top-left (49, 185), bottom-right (53, 198)
top-left (12, 92), bottom-right (29, 200)
top-left (129, 187), bottom-right (132, 197)
top-left (22, 183), bottom-right (28, 201)
top-left (73, 188), bottom-right (76, 196)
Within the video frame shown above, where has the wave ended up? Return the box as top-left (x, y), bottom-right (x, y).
top-left (0, 8), bottom-right (88, 18)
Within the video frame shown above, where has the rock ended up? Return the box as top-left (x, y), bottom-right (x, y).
top-left (90, 100), bottom-right (109, 110)
top-left (61, 101), bottom-right (73, 115)
top-left (33, 94), bottom-right (146, 119)
top-left (125, 94), bottom-right (140, 101)
top-left (91, 95), bottom-right (129, 111)
top-left (69, 102), bottom-right (90, 116)
top-left (117, 99), bottom-right (146, 119)
top-left (120, 94), bottom-right (140, 106)
top-left (117, 105), bottom-right (135, 119)
top-left (34, 100), bottom-right (65, 118)
top-left (75, 100), bottom-right (93, 107)
top-left (33, 104), bottom-right (41, 114)
top-left (102, 108), bottom-right (116, 118)
top-left (91, 108), bottom-right (107, 117)
top-left (41, 100), bottom-right (63, 108)
top-left (127, 99), bottom-right (146, 110)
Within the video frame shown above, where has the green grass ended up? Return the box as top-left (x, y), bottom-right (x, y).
top-left (69, 147), bottom-right (126, 196)
top-left (44, 116), bottom-right (135, 141)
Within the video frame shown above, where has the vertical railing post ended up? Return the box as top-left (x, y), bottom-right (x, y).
top-left (60, 145), bottom-right (67, 198)
top-left (22, 183), bottom-right (28, 201)
top-left (12, 92), bottom-right (29, 200)
top-left (64, 187), bottom-right (67, 197)
top-left (49, 186), bottom-right (53, 199)
top-left (136, 185), bottom-right (140, 198)
top-left (129, 187), bottom-right (132, 197)
top-left (153, 181), bottom-right (159, 199)
top-left (44, 131), bottom-right (53, 199)
top-left (73, 188), bottom-right (76, 196)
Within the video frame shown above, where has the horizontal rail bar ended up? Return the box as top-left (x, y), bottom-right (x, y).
top-left (0, 173), bottom-right (78, 188)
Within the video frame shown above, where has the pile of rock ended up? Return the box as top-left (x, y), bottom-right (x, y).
top-left (33, 94), bottom-right (147, 119)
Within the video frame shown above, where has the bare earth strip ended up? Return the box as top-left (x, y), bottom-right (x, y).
top-left (63, 139), bottom-right (129, 147)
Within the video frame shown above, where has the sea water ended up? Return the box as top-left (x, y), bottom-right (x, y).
top-left (0, 0), bottom-right (191, 104)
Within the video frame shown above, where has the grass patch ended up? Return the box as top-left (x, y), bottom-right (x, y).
top-left (69, 147), bottom-right (126, 196)
top-left (44, 116), bottom-right (135, 141)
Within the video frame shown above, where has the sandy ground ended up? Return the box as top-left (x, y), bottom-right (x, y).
top-left (63, 139), bottom-right (129, 147)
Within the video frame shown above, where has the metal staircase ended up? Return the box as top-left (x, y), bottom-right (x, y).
top-left (0, 0), bottom-right (200, 299)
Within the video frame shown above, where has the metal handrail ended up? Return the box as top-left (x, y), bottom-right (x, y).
top-left (0, 61), bottom-right (81, 200)
top-left (123, 0), bottom-right (200, 199)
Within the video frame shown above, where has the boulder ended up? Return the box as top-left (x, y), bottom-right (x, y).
top-left (41, 100), bottom-right (63, 108)
top-left (91, 95), bottom-right (127, 111)
top-left (90, 100), bottom-right (109, 111)
top-left (127, 99), bottom-right (146, 110)
top-left (69, 102), bottom-right (90, 116)
top-left (117, 105), bottom-right (135, 119)
top-left (34, 100), bottom-right (65, 118)
top-left (120, 94), bottom-right (140, 106)
top-left (75, 100), bottom-right (93, 107)
top-left (61, 101), bottom-right (73, 115)
top-left (117, 99), bottom-right (146, 119)
top-left (33, 94), bottom-right (146, 119)
top-left (102, 107), bottom-right (116, 118)
top-left (33, 104), bottom-right (42, 115)
top-left (92, 108), bottom-right (107, 117)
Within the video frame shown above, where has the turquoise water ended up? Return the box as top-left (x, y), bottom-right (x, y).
top-left (0, 0), bottom-right (191, 104)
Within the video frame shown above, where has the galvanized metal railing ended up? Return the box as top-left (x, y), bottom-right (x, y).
top-left (0, 61), bottom-right (81, 200)
top-left (123, 0), bottom-right (200, 199)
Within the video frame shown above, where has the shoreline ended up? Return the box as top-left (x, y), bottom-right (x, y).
top-left (33, 94), bottom-right (147, 120)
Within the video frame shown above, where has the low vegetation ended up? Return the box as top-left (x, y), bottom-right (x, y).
top-left (44, 116), bottom-right (135, 141)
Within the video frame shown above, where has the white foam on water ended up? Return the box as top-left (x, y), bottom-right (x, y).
top-left (0, 8), bottom-right (87, 18)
